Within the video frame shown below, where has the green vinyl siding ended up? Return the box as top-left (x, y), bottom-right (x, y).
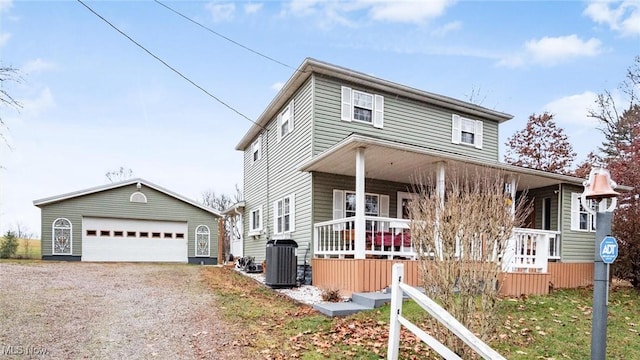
top-left (241, 78), bottom-right (314, 264)
top-left (39, 184), bottom-right (218, 258)
top-left (526, 186), bottom-right (560, 231)
top-left (559, 183), bottom-right (596, 262)
top-left (312, 75), bottom-right (499, 162)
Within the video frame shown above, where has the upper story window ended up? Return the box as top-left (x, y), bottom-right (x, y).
top-left (273, 194), bottom-right (295, 236)
top-left (341, 86), bottom-right (384, 129)
top-left (451, 114), bottom-right (483, 149)
top-left (277, 100), bottom-right (294, 142)
top-left (130, 191), bottom-right (147, 203)
top-left (248, 206), bottom-right (263, 236)
top-left (52, 218), bottom-right (72, 255)
top-left (251, 136), bottom-right (262, 164)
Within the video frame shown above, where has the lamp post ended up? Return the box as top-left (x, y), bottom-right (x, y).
top-left (581, 167), bottom-right (620, 360)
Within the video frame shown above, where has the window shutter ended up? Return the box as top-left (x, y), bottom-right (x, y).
top-left (373, 95), bottom-right (384, 129)
top-left (380, 195), bottom-right (389, 217)
top-left (257, 206), bottom-right (263, 231)
top-left (341, 86), bottom-right (352, 122)
top-left (288, 100), bottom-right (295, 133)
top-left (380, 195), bottom-right (390, 232)
top-left (273, 201), bottom-right (280, 235)
top-left (333, 190), bottom-right (344, 230)
top-left (276, 113), bottom-right (283, 142)
top-left (570, 193), bottom-right (580, 230)
top-left (289, 194), bottom-right (295, 232)
top-left (475, 120), bottom-right (483, 149)
top-left (451, 114), bottom-right (461, 144)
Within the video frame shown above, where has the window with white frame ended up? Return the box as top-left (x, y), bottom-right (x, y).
top-left (274, 194), bottom-right (295, 235)
top-left (341, 86), bottom-right (384, 128)
top-left (333, 190), bottom-right (389, 230)
top-left (195, 225), bottom-right (210, 257)
top-left (451, 114), bottom-right (483, 149)
top-left (571, 192), bottom-right (604, 231)
top-left (249, 207), bottom-right (262, 235)
top-left (52, 218), bottom-right (72, 255)
top-left (251, 136), bottom-right (261, 163)
top-left (277, 100), bottom-right (294, 141)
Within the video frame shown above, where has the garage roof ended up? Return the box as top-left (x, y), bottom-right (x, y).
top-left (33, 178), bottom-right (221, 217)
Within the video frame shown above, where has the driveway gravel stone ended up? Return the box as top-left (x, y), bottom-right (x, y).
top-left (0, 262), bottom-right (248, 359)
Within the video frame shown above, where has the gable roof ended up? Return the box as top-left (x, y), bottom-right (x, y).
top-left (236, 57), bottom-right (513, 150)
top-left (33, 178), bottom-right (222, 217)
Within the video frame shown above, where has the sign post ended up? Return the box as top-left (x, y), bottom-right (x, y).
top-left (591, 215), bottom-right (615, 360)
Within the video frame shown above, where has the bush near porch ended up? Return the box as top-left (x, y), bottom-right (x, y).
top-left (203, 267), bottom-right (640, 359)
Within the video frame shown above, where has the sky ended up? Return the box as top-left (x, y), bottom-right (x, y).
top-left (0, 0), bottom-right (639, 238)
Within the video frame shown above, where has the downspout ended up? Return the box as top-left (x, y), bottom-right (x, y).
top-left (264, 128), bottom-right (271, 240)
top-left (233, 206), bottom-right (243, 258)
top-left (556, 183), bottom-right (562, 258)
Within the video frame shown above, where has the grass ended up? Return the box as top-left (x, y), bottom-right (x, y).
top-left (202, 267), bottom-right (640, 359)
top-left (14, 238), bottom-right (41, 259)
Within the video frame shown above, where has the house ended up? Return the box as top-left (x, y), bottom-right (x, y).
top-left (234, 58), bottom-right (611, 296)
top-left (33, 178), bottom-right (221, 264)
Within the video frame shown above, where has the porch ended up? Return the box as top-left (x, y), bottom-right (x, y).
top-left (313, 217), bottom-right (570, 296)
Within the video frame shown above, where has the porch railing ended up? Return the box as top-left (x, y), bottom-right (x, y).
top-left (313, 216), bottom-right (415, 259)
top-left (314, 218), bottom-right (559, 272)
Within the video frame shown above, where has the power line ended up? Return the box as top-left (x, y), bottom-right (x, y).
top-left (154, 0), bottom-right (304, 74)
top-left (76, 0), bottom-right (262, 128)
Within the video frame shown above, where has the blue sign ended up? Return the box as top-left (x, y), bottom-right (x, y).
top-left (600, 236), bottom-right (618, 264)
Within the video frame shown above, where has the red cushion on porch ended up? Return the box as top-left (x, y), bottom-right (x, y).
top-left (371, 231), bottom-right (411, 247)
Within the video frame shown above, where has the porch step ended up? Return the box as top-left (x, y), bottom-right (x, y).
top-left (312, 302), bottom-right (371, 317)
top-left (351, 292), bottom-right (394, 308)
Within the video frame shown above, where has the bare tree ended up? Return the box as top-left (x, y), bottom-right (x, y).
top-left (409, 167), bottom-right (531, 357)
top-left (0, 65), bottom-right (23, 148)
top-left (201, 185), bottom-right (243, 261)
top-left (105, 167), bottom-right (134, 183)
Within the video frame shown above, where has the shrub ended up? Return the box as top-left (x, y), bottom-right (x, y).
top-left (321, 288), bottom-right (342, 302)
top-left (0, 231), bottom-right (19, 258)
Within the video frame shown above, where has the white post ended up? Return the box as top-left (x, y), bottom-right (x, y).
top-left (509, 176), bottom-right (516, 216)
top-left (355, 147), bottom-right (366, 259)
top-left (387, 263), bottom-right (404, 360)
top-left (436, 162), bottom-right (445, 205)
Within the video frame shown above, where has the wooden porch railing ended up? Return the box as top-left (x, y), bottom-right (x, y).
top-left (314, 217), bottom-right (560, 273)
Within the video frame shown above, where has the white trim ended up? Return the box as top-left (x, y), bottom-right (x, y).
top-left (452, 114), bottom-right (483, 149)
top-left (33, 178), bottom-right (221, 216)
top-left (571, 192), bottom-right (595, 232)
top-left (195, 224), bottom-right (211, 257)
top-left (249, 206), bottom-right (263, 235)
top-left (341, 87), bottom-right (384, 127)
top-left (129, 192), bottom-right (147, 203)
top-left (341, 86), bottom-right (352, 121)
top-left (52, 218), bottom-right (72, 255)
top-left (251, 136), bottom-right (262, 163)
top-left (277, 100), bottom-right (295, 142)
top-left (273, 194), bottom-right (295, 236)
top-left (373, 94), bottom-right (384, 129)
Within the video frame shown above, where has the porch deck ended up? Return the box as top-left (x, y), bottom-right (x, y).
top-left (312, 217), bottom-right (576, 296)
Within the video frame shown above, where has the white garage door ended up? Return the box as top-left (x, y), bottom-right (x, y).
top-left (82, 217), bottom-right (188, 262)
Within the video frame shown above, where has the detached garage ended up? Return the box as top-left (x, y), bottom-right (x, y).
top-left (33, 178), bottom-right (221, 264)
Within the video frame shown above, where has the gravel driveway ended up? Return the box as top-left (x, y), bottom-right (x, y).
top-left (0, 262), bottom-right (248, 359)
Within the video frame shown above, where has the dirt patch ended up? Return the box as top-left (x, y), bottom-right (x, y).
top-left (0, 262), bottom-right (248, 359)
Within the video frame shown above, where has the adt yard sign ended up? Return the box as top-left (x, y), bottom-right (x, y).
top-left (600, 236), bottom-right (618, 264)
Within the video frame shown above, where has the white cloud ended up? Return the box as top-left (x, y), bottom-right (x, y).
top-left (497, 35), bottom-right (603, 68)
top-left (543, 91), bottom-right (600, 128)
top-left (584, 1), bottom-right (640, 37)
top-left (287, 0), bottom-right (322, 17)
top-left (244, 3), bottom-right (263, 14)
top-left (365, 0), bottom-right (455, 24)
top-left (271, 82), bottom-right (284, 91)
top-left (0, 32), bottom-right (10, 47)
top-left (431, 21), bottom-right (462, 37)
top-left (0, 0), bottom-right (13, 13)
top-left (21, 87), bottom-right (55, 119)
top-left (22, 59), bottom-right (56, 74)
top-left (205, 2), bottom-right (235, 22)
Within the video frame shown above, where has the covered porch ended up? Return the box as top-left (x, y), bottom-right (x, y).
top-left (301, 134), bottom-right (586, 295)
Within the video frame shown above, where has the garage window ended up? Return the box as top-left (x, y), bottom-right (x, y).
top-left (86, 230), bottom-right (97, 236)
top-left (127, 231), bottom-right (136, 237)
top-left (100, 230), bottom-right (110, 236)
top-left (152, 232), bottom-right (161, 238)
top-left (114, 231), bottom-right (124, 237)
top-left (195, 225), bottom-right (210, 257)
top-left (140, 232), bottom-right (149, 238)
top-left (176, 233), bottom-right (185, 239)
top-left (164, 233), bottom-right (173, 239)
top-left (53, 218), bottom-right (72, 255)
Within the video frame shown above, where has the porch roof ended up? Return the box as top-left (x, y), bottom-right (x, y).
top-left (299, 134), bottom-right (588, 191)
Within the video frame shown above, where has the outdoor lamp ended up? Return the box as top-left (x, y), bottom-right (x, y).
top-left (581, 167), bottom-right (620, 215)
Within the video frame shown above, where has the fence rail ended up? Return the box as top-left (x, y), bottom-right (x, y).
top-left (387, 263), bottom-right (505, 360)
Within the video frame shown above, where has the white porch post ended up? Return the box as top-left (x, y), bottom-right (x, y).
top-left (508, 176), bottom-right (516, 215)
top-left (355, 147), bottom-right (366, 259)
top-left (436, 162), bottom-right (446, 205)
